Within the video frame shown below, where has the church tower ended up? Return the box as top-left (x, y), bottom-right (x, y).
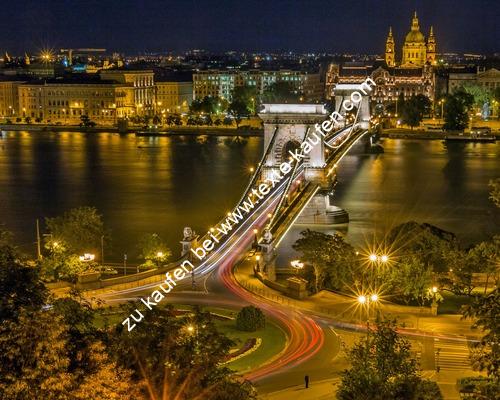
top-left (426, 26), bottom-right (436, 64)
top-left (385, 27), bottom-right (396, 67)
top-left (402, 11), bottom-right (427, 67)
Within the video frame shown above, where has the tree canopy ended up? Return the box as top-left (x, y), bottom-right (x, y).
top-left (293, 229), bottom-right (357, 293)
top-left (45, 206), bottom-right (106, 255)
top-left (337, 319), bottom-right (443, 400)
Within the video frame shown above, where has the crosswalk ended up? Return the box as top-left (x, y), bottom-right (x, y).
top-left (434, 337), bottom-right (472, 371)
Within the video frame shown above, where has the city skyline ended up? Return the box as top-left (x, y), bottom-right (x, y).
top-left (2, 0), bottom-right (499, 55)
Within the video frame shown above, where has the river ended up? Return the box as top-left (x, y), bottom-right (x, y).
top-left (0, 131), bottom-right (498, 262)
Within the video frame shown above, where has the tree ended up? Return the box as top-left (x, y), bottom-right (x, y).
top-left (236, 306), bottom-right (265, 332)
top-left (0, 243), bottom-right (48, 321)
top-left (232, 85), bottom-right (259, 115)
top-left (467, 236), bottom-right (499, 293)
top-left (443, 90), bottom-right (474, 131)
top-left (489, 178), bottom-right (500, 208)
top-left (386, 222), bottom-right (457, 274)
top-left (45, 206), bottom-right (106, 255)
top-left (337, 319), bottom-right (442, 400)
top-left (80, 114), bottom-right (96, 128)
top-left (401, 94), bottom-right (431, 129)
top-left (293, 229), bottom-right (357, 293)
top-left (462, 288), bottom-right (500, 395)
top-left (190, 96), bottom-right (228, 115)
top-left (0, 303), bottom-right (142, 400)
top-left (262, 81), bottom-right (301, 103)
top-left (112, 305), bottom-right (256, 400)
top-left (460, 82), bottom-right (491, 108)
top-left (228, 99), bottom-right (249, 128)
top-left (137, 233), bottom-right (171, 267)
top-left (40, 253), bottom-right (95, 282)
top-left (390, 255), bottom-right (434, 305)
top-left (0, 310), bottom-right (73, 399)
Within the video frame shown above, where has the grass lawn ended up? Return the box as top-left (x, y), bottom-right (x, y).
top-left (214, 317), bottom-right (286, 373)
top-left (171, 304), bottom-right (287, 374)
top-left (438, 292), bottom-right (476, 315)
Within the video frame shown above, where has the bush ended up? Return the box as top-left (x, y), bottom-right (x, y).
top-left (235, 306), bottom-right (265, 332)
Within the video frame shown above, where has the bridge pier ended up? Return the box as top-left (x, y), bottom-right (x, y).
top-left (296, 188), bottom-right (349, 225)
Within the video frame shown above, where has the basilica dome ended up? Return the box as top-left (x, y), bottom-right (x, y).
top-left (405, 29), bottom-right (425, 43)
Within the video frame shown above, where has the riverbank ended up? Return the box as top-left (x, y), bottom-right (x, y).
top-left (381, 128), bottom-right (499, 141)
top-left (0, 123), bottom-right (263, 136)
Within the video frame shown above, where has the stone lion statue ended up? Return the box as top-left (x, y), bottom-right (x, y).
top-left (183, 227), bottom-right (194, 240)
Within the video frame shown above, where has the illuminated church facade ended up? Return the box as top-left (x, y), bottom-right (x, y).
top-left (327, 12), bottom-right (437, 104)
top-left (386, 11), bottom-right (437, 68)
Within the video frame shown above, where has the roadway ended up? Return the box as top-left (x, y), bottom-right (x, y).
top-left (94, 122), bottom-right (474, 397)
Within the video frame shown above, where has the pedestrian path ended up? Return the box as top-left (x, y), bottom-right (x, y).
top-left (259, 378), bottom-right (339, 400)
top-left (435, 337), bottom-right (471, 371)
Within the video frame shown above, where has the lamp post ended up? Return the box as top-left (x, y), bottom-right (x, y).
top-left (156, 251), bottom-right (164, 268)
top-left (253, 228), bottom-right (258, 248)
top-left (357, 292), bottom-right (379, 323)
top-left (430, 286), bottom-right (439, 316)
top-left (290, 259), bottom-right (304, 276)
top-left (367, 253), bottom-right (389, 287)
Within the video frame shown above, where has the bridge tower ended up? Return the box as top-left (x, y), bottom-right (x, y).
top-left (259, 103), bottom-right (329, 184)
top-left (333, 83), bottom-right (372, 129)
top-left (258, 103), bottom-right (348, 225)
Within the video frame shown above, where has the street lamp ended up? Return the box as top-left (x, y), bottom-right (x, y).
top-left (255, 255), bottom-right (261, 272)
top-left (290, 260), bottom-right (304, 276)
top-left (156, 251), bottom-right (164, 267)
top-left (253, 228), bottom-right (258, 247)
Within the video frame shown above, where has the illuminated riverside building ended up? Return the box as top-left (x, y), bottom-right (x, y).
top-left (0, 78), bottom-right (24, 118)
top-left (326, 11), bottom-right (436, 104)
top-left (100, 69), bottom-right (155, 115)
top-left (193, 70), bottom-right (323, 101)
top-left (155, 81), bottom-right (193, 113)
top-left (17, 77), bottom-right (135, 124)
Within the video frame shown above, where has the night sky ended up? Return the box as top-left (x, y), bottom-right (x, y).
top-left (3, 0), bottom-right (499, 55)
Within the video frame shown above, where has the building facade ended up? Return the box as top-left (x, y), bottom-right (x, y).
top-left (17, 79), bottom-right (135, 125)
top-left (155, 81), bottom-right (193, 113)
top-left (193, 70), bottom-right (323, 102)
top-left (0, 79), bottom-right (24, 118)
top-left (100, 70), bottom-right (155, 115)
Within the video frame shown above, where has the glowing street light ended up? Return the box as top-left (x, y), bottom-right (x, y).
top-left (380, 255), bottom-right (389, 263)
top-left (79, 253), bottom-right (95, 262)
top-left (369, 254), bottom-right (378, 262)
top-left (357, 295), bottom-right (367, 304)
top-left (370, 293), bottom-right (379, 302)
top-left (290, 259), bottom-right (304, 269)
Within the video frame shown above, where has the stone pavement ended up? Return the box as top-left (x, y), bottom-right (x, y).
top-left (259, 378), bottom-right (339, 400)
